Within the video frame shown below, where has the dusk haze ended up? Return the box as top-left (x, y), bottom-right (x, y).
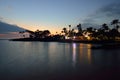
top-left (0, 0), bottom-right (120, 35)
top-left (0, 0), bottom-right (120, 80)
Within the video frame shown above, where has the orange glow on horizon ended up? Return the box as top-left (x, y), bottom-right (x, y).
top-left (17, 23), bottom-right (61, 34)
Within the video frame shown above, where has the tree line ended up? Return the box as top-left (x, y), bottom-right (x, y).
top-left (19, 19), bottom-right (120, 41)
top-left (62, 19), bottom-right (120, 41)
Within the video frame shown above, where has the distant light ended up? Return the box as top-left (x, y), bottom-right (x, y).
top-left (73, 36), bottom-right (76, 39)
top-left (84, 33), bottom-right (89, 38)
top-left (87, 36), bottom-right (91, 40)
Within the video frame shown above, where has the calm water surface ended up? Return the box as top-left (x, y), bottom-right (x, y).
top-left (0, 40), bottom-right (120, 80)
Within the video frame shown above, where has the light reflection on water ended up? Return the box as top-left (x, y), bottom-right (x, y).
top-left (0, 40), bottom-right (120, 80)
top-left (72, 43), bottom-right (92, 67)
top-left (72, 43), bottom-right (76, 67)
top-left (87, 44), bottom-right (92, 64)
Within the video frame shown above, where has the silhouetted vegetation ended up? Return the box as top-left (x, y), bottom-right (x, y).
top-left (11, 19), bottom-right (120, 43)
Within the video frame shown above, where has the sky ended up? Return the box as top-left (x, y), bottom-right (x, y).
top-left (0, 0), bottom-right (120, 34)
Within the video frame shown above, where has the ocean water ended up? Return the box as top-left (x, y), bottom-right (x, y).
top-left (0, 40), bottom-right (120, 80)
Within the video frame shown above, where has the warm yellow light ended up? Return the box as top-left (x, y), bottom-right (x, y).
top-left (85, 35), bottom-right (91, 40)
top-left (87, 44), bottom-right (92, 64)
top-left (87, 36), bottom-right (91, 40)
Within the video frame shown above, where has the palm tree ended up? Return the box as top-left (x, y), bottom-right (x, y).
top-left (42, 30), bottom-right (51, 37)
top-left (102, 23), bottom-right (109, 32)
top-left (69, 29), bottom-right (75, 37)
top-left (62, 27), bottom-right (68, 35)
top-left (69, 25), bottom-right (71, 32)
top-left (34, 29), bottom-right (42, 38)
top-left (86, 27), bottom-right (93, 32)
top-left (25, 30), bottom-right (35, 38)
top-left (111, 19), bottom-right (119, 26)
top-left (102, 23), bottom-right (109, 30)
top-left (77, 24), bottom-right (82, 33)
top-left (111, 19), bottom-right (120, 30)
top-left (109, 28), bottom-right (119, 40)
top-left (111, 19), bottom-right (120, 40)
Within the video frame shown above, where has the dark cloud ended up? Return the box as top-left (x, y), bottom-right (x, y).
top-left (82, 23), bottom-right (100, 29)
top-left (82, 3), bottom-right (120, 28)
top-left (94, 3), bottom-right (120, 19)
top-left (0, 21), bottom-right (25, 33)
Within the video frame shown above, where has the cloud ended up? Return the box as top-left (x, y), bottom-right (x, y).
top-left (82, 23), bottom-right (101, 29)
top-left (0, 21), bottom-right (25, 34)
top-left (94, 3), bottom-right (120, 19)
top-left (0, 16), bottom-right (4, 21)
top-left (82, 3), bottom-right (120, 28)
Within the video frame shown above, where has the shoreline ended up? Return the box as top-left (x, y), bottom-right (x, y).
top-left (10, 38), bottom-right (120, 44)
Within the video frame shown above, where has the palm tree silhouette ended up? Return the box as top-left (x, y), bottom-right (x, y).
top-left (69, 25), bottom-right (71, 32)
top-left (101, 23), bottom-right (110, 33)
top-left (111, 19), bottom-right (120, 31)
top-left (62, 27), bottom-right (68, 35)
top-left (77, 24), bottom-right (82, 33)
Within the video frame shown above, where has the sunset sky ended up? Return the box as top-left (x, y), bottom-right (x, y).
top-left (0, 0), bottom-right (120, 35)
